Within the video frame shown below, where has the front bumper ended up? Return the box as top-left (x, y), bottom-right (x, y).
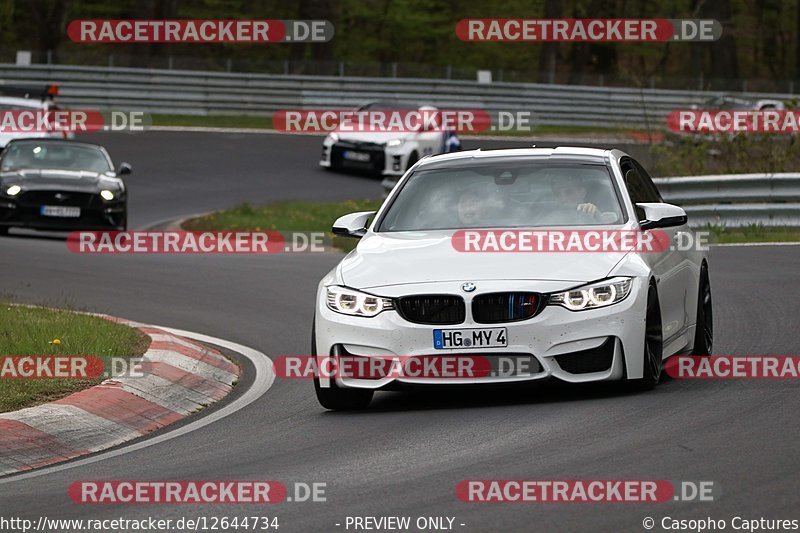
top-left (0, 198), bottom-right (126, 231)
top-left (320, 140), bottom-right (409, 176)
top-left (315, 278), bottom-right (650, 389)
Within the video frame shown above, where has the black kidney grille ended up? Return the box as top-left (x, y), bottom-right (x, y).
top-left (472, 292), bottom-right (542, 323)
top-left (397, 295), bottom-right (465, 325)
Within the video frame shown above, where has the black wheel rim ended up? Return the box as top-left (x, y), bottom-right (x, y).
top-left (645, 290), bottom-right (663, 381)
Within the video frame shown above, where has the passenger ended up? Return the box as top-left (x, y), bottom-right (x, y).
top-left (457, 189), bottom-right (484, 225)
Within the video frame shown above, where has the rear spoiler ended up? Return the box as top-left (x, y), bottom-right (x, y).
top-left (0, 84), bottom-right (59, 100)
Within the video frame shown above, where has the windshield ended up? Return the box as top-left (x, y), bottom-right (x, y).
top-left (377, 162), bottom-right (624, 231)
top-left (706, 97), bottom-right (753, 110)
top-left (0, 142), bottom-right (111, 173)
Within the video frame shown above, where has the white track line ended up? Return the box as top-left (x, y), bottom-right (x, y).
top-left (147, 126), bottom-right (638, 143)
top-left (0, 326), bottom-right (274, 485)
top-left (149, 126), bottom-right (315, 135)
top-left (712, 241), bottom-right (800, 247)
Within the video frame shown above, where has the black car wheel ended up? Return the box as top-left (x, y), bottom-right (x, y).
top-left (628, 283), bottom-right (663, 391)
top-left (691, 263), bottom-right (713, 356)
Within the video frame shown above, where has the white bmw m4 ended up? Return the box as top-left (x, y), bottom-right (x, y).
top-left (313, 147), bottom-right (713, 410)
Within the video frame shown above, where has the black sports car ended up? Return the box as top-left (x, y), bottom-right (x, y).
top-left (0, 139), bottom-right (130, 234)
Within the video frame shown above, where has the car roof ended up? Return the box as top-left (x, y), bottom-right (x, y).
top-left (415, 147), bottom-right (616, 170)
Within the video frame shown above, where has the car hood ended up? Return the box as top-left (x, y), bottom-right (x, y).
top-left (339, 231), bottom-right (628, 289)
top-left (334, 131), bottom-right (414, 145)
top-left (0, 169), bottom-right (120, 192)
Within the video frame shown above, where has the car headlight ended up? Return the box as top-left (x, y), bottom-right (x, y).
top-left (549, 277), bottom-right (633, 311)
top-left (326, 286), bottom-right (394, 317)
top-left (329, 132), bottom-right (339, 143)
top-left (5, 185), bottom-right (21, 196)
top-left (100, 190), bottom-right (115, 201)
top-left (386, 138), bottom-right (404, 148)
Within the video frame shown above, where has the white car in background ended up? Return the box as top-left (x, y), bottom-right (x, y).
top-left (313, 147), bottom-right (713, 410)
top-left (695, 95), bottom-right (785, 112)
top-left (320, 100), bottom-right (461, 177)
top-left (0, 84), bottom-right (72, 150)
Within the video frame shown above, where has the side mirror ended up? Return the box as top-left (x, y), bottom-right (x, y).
top-left (332, 211), bottom-right (376, 239)
top-left (117, 162), bottom-right (132, 175)
top-left (636, 202), bottom-right (687, 230)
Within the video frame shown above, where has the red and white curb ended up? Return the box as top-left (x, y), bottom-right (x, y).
top-left (0, 316), bottom-right (239, 477)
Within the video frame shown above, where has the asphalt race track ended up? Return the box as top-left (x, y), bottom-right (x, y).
top-left (1, 131), bottom-right (799, 532)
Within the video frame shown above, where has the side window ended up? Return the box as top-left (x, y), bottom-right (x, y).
top-left (632, 159), bottom-right (664, 202)
top-left (620, 158), bottom-right (659, 220)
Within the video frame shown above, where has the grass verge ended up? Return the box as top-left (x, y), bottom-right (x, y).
top-left (703, 225), bottom-right (800, 244)
top-left (152, 114), bottom-right (274, 129)
top-left (181, 199), bottom-right (384, 252)
top-left (151, 113), bottom-right (646, 137)
top-left (0, 305), bottom-right (150, 413)
top-left (182, 201), bottom-right (800, 250)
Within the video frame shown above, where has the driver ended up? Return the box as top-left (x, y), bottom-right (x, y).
top-left (544, 174), bottom-right (618, 224)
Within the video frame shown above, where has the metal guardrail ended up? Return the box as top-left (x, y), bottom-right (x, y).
top-left (380, 174), bottom-right (800, 227)
top-left (3, 64), bottom-right (797, 226)
top-left (655, 173), bottom-right (800, 227)
top-left (0, 64), bottom-right (796, 129)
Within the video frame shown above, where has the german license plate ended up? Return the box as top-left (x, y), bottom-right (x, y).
top-left (342, 150), bottom-right (370, 162)
top-left (40, 205), bottom-right (80, 218)
top-left (433, 328), bottom-right (507, 349)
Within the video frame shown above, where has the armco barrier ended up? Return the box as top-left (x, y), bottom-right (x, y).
top-left (3, 64), bottom-right (797, 226)
top-left (0, 63), bottom-right (795, 129)
top-left (654, 173), bottom-right (800, 227)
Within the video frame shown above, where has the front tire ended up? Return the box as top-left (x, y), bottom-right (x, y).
top-left (311, 320), bottom-right (373, 410)
top-left (628, 284), bottom-right (663, 391)
top-left (691, 263), bottom-right (713, 356)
